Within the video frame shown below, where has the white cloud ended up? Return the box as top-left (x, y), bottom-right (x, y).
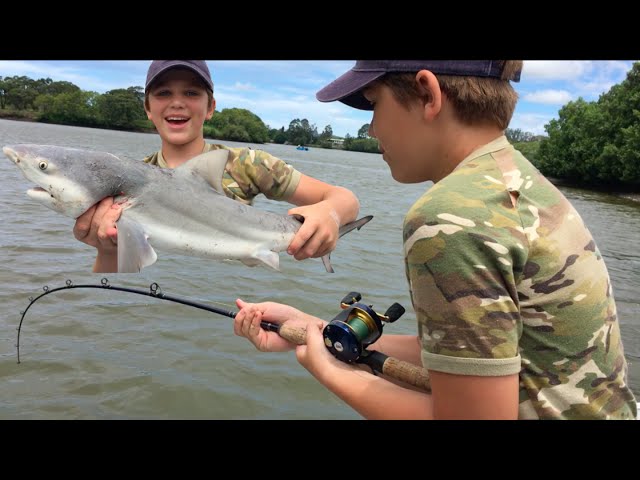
top-left (215, 87), bottom-right (370, 137)
top-left (510, 113), bottom-right (556, 136)
top-left (521, 61), bottom-right (636, 100)
top-left (231, 82), bottom-right (255, 91)
top-left (522, 61), bottom-right (593, 80)
top-left (523, 89), bottom-right (573, 105)
top-left (571, 61), bottom-right (636, 99)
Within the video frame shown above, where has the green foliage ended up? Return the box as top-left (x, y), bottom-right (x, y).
top-left (1, 75), bottom-right (39, 109)
top-left (343, 135), bottom-right (379, 153)
top-left (506, 128), bottom-right (538, 143)
top-left (513, 140), bottom-right (540, 163)
top-left (36, 90), bottom-right (99, 126)
top-left (207, 108), bottom-right (269, 143)
top-left (286, 118), bottom-right (318, 146)
top-left (357, 123), bottom-right (370, 138)
top-left (319, 125), bottom-right (333, 142)
top-left (95, 88), bottom-right (146, 129)
top-left (0, 76), bottom-right (5, 109)
top-left (537, 62), bottom-right (640, 187)
top-left (268, 127), bottom-right (288, 144)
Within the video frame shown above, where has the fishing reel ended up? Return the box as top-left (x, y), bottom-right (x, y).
top-left (323, 292), bottom-right (405, 364)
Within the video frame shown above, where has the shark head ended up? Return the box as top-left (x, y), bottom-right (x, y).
top-left (3, 144), bottom-right (121, 219)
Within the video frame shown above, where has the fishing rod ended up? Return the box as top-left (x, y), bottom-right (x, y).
top-left (16, 278), bottom-right (431, 392)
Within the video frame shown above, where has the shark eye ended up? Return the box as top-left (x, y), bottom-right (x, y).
top-left (38, 161), bottom-right (48, 170)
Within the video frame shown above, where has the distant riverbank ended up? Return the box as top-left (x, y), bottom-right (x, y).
top-left (618, 193), bottom-right (640, 202)
top-left (2, 115), bottom-right (638, 202)
top-left (547, 176), bottom-right (640, 203)
top-left (0, 110), bottom-right (158, 135)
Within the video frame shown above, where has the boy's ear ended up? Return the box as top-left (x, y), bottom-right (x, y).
top-left (144, 101), bottom-right (152, 119)
top-left (415, 70), bottom-right (442, 120)
top-left (206, 97), bottom-right (216, 120)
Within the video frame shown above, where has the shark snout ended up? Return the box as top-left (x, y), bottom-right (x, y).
top-left (2, 146), bottom-right (19, 164)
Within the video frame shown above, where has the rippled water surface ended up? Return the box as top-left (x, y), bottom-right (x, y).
top-left (1, 119), bottom-right (638, 419)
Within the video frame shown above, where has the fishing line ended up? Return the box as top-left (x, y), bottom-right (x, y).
top-left (15, 277), bottom-right (280, 364)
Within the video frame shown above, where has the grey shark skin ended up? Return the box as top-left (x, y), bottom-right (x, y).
top-left (3, 144), bottom-right (372, 273)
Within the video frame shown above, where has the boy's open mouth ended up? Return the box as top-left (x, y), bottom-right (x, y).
top-left (166, 116), bottom-right (190, 125)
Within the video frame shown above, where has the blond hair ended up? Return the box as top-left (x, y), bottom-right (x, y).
top-left (380, 61), bottom-right (522, 130)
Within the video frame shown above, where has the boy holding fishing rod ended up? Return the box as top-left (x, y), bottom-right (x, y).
top-left (73, 60), bottom-right (361, 273)
top-left (234, 60), bottom-right (638, 420)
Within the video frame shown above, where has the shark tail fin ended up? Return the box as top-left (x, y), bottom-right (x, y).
top-left (321, 254), bottom-right (335, 273)
top-left (320, 215), bottom-right (373, 273)
top-left (338, 215), bottom-right (373, 239)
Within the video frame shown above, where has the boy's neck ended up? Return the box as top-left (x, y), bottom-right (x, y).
top-left (161, 139), bottom-right (206, 168)
top-left (432, 121), bottom-right (504, 183)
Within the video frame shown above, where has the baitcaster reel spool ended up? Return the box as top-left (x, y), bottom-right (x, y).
top-left (322, 292), bottom-right (405, 364)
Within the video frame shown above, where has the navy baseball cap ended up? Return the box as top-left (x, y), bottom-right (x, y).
top-left (316, 60), bottom-right (522, 110)
top-left (145, 60), bottom-right (214, 92)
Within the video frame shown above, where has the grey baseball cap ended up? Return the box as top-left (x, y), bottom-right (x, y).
top-left (316, 60), bottom-right (522, 110)
top-left (145, 60), bottom-right (213, 92)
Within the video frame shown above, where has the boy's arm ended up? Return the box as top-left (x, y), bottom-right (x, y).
top-left (225, 148), bottom-right (361, 260)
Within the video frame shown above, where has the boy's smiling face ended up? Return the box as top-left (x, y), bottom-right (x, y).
top-left (145, 68), bottom-right (215, 148)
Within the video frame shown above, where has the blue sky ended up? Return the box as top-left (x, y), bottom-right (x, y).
top-left (0, 60), bottom-right (636, 138)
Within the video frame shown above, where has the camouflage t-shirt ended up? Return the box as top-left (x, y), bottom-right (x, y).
top-left (144, 143), bottom-right (302, 205)
top-left (404, 135), bottom-right (637, 420)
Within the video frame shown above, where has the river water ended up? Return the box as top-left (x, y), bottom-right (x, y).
top-left (0, 119), bottom-right (638, 419)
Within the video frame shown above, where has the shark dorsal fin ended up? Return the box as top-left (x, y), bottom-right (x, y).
top-left (176, 148), bottom-right (230, 194)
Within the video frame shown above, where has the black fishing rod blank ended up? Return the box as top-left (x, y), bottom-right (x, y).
top-left (16, 278), bottom-right (431, 392)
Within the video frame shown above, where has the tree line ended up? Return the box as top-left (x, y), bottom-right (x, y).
top-left (5, 67), bottom-right (639, 188)
top-left (0, 74), bottom-right (382, 152)
top-left (535, 62), bottom-right (640, 188)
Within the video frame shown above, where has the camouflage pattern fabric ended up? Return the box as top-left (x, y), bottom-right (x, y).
top-left (144, 143), bottom-right (302, 205)
top-left (404, 135), bottom-right (637, 419)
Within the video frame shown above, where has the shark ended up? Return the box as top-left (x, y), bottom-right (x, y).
top-left (3, 144), bottom-right (372, 273)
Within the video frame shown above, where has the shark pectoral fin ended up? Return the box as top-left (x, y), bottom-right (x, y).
top-left (116, 216), bottom-right (158, 273)
top-left (243, 249), bottom-right (280, 271)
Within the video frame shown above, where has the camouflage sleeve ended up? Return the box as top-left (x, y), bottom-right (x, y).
top-left (223, 147), bottom-right (302, 202)
top-left (405, 196), bottom-right (527, 377)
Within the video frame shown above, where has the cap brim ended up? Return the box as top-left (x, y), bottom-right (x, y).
top-left (316, 69), bottom-right (386, 111)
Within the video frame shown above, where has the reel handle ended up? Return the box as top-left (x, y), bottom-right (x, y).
top-left (382, 302), bottom-right (405, 323)
top-left (340, 292), bottom-right (362, 306)
top-left (271, 322), bottom-right (431, 392)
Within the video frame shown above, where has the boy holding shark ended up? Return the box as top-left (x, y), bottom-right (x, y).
top-left (73, 60), bottom-right (361, 273)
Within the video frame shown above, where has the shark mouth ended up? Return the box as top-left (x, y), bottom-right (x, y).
top-left (27, 186), bottom-right (53, 200)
